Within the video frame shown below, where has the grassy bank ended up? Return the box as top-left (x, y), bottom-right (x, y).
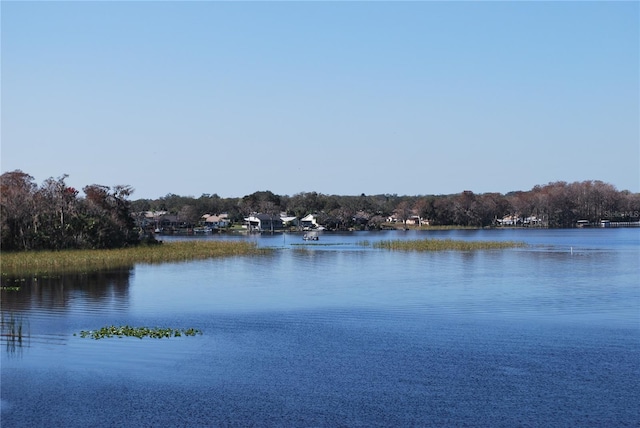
top-left (0, 241), bottom-right (270, 277)
top-left (369, 238), bottom-right (526, 251)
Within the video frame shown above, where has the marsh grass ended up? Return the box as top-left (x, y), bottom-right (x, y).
top-left (290, 243), bottom-right (348, 247)
top-left (0, 241), bottom-right (271, 276)
top-left (369, 238), bottom-right (526, 251)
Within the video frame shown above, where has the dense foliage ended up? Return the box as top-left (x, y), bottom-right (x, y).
top-left (132, 181), bottom-right (639, 230)
top-left (1, 170), bottom-right (139, 251)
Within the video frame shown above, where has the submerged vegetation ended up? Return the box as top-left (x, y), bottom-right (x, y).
top-left (0, 241), bottom-right (270, 276)
top-left (77, 325), bottom-right (202, 340)
top-left (368, 238), bottom-right (526, 251)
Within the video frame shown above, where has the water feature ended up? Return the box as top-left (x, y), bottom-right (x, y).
top-left (1, 228), bottom-right (639, 426)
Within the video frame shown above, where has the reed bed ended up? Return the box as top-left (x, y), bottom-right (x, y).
top-left (0, 241), bottom-right (270, 276)
top-left (370, 238), bottom-right (526, 251)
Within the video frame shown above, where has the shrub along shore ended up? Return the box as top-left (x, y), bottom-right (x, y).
top-left (0, 241), bottom-right (270, 277)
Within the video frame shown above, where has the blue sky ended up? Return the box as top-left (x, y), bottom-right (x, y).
top-left (2, 1), bottom-right (638, 199)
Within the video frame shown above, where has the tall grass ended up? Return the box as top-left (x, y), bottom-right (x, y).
top-left (0, 241), bottom-right (270, 276)
top-left (370, 238), bottom-right (525, 251)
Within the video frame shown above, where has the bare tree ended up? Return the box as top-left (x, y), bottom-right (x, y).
top-left (1, 170), bottom-right (37, 250)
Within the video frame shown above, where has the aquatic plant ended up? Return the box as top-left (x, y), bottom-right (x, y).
top-left (0, 241), bottom-right (271, 276)
top-left (76, 325), bottom-right (203, 340)
top-left (1, 313), bottom-right (26, 338)
top-left (1, 312), bottom-right (29, 353)
top-left (371, 238), bottom-right (525, 251)
top-left (0, 276), bottom-right (26, 290)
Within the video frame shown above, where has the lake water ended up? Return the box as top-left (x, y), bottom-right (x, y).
top-left (1, 229), bottom-right (639, 427)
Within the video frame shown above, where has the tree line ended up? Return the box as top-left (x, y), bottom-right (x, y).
top-left (132, 179), bottom-right (639, 229)
top-left (2, 170), bottom-right (639, 252)
top-left (1, 170), bottom-right (139, 252)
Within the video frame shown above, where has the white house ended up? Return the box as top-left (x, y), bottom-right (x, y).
top-left (523, 216), bottom-right (543, 226)
top-left (497, 215), bottom-right (519, 226)
top-left (300, 214), bottom-right (319, 230)
top-left (244, 214), bottom-right (284, 232)
top-left (280, 215), bottom-right (298, 228)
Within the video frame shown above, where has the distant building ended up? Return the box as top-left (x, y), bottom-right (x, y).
top-left (202, 213), bottom-right (230, 229)
top-left (387, 210), bottom-right (428, 226)
top-left (300, 214), bottom-right (319, 230)
top-left (405, 215), bottom-right (421, 226)
top-left (280, 214), bottom-right (298, 228)
top-left (524, 216), bottom-right (543, 226)
top-left (244, 214), bottom-right (284, 232)
top-left (497, 215), bottom-right (519, 226)
top-left (497, 214), bottom-right (545, 227)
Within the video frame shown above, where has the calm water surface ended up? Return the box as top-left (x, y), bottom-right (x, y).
top-left (1, 229), bottom-right (639, 426)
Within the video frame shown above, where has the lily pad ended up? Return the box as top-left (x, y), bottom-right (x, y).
top-left (76, 325), bottom-right (202, 340)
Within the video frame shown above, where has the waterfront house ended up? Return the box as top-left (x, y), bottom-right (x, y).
top-left (523, 216), bottom-right (543, 226)
top-left (405, 215), bottom-right (422, 226)
top-left (300, 214), bottom-right (319, 230)
top-left (203, 213), bottom-right (230, 229)
top-left (280, 214), bottom-right (298, 228)
top-left (387, 210), bottom-right (427, 226)
top-left (497, 214), bottom-right (544, 227)
top-left (497, 215), bottom-right (520, 226)
top-left (244, 214), bottom-right (284, 232)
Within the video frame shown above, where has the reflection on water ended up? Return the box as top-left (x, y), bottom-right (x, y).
top-left (0, 312), bottom-right (29, 356)
top-left (1, 269), bottom-right (134, 357)
top-left (1, 268), bottom-right (133, 313)
top-left (1, 229), bottom-right (639, 426)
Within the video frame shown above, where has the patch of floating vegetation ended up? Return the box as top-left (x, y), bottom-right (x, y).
top-left (0, 286), bottom-right (21, 291)
top-left (368, 238), bottom-right (526, 251)
top-left (1, 241), bottom-right (271, 276)
top-left (76, 325), bottom-right (203, 340)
